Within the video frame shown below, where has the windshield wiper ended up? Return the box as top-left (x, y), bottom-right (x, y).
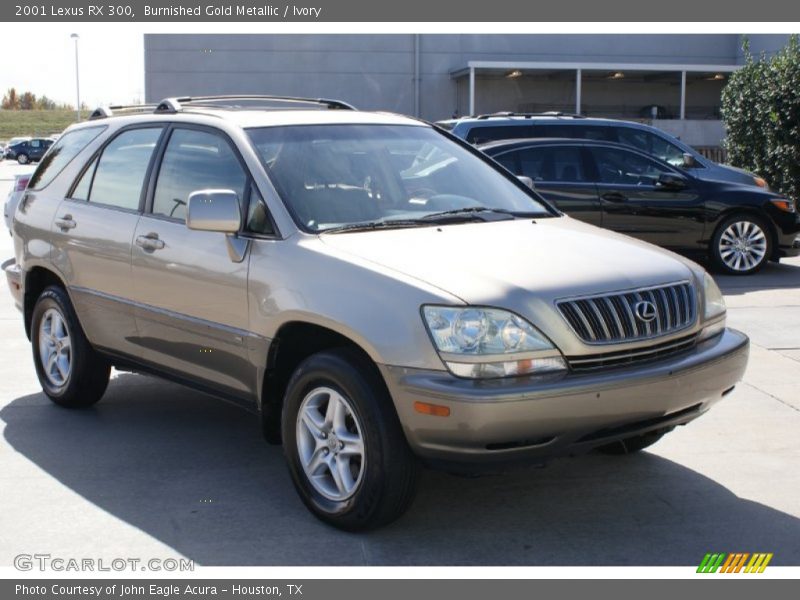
top-left (321, 219), bottom-right (437, 234)
top-left (418, 207), bottom-right (528, 222)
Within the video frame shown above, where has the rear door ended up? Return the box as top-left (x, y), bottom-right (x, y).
top-left (129, 125), bottom-right (256, 398)
top-left (492, 144), bottom-right (602, 226)
top-left (586, 145), bottom-right (705, 249)
top-left (50, 126), bottom-right (164, 355)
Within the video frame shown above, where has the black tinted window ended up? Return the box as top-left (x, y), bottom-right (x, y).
top-left (89, 128), bottom-right (162, 210)
top-left (28, 126), bottom-right (105, 190)
top-left (152, 129), bottom-right (247, 222)
top-left (591, 147), bottom-right (672, 185)
top-left (616, 127), bottom-right (686, 167)
top-left (511, 146), bottom-right (588, 182)
top-left (534, 124), bottom-right (615, 142)
top-left (465, 125), bottom-right (535, 144)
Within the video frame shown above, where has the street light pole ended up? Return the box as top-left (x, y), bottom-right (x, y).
top-left (70, 33), bottom-right (81, 121)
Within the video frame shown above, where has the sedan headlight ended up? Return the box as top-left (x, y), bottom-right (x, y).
top-left (422, 306), bottom-right (567, 379)
top-left (701, 273), bottom-right (726, 341)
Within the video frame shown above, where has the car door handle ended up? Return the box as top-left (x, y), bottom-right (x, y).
top-left (55, 215), bottom-right (77, 230)
top-left (135, 233), bottom-right (165, 251)
top-left (601, 192), bottom-right (627, 203)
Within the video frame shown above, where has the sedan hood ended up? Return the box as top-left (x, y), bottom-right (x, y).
top-left (319, 216), bottom-right (696, 306)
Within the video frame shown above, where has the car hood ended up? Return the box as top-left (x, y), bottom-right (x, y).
top-left (318, 216), bottom-right (697, 306)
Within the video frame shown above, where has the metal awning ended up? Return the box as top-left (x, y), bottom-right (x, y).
top-left (451, 60), bottom-right (742, 119)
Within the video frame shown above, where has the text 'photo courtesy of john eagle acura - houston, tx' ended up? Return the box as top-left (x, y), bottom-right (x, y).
top-left (4, 95), bottom-right (748, 530)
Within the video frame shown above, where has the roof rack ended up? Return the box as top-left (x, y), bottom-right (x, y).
top-left (474, 111), bottom-right (586, 120)
top-left (88, 95), bottom-right (356, 120)
top-left (88, 104), bottom-right (159, 120)
top-left (155, 95), bottom-right (357, 113)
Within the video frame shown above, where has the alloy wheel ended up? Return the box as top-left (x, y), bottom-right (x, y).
top-left (295, 386), bottom-right (365, 501)
top-left (38, 308), bottom-right (72, 387)
top-left (718, 220), bottom-right (768, 272)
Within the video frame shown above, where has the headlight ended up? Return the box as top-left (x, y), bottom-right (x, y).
top-left (703, 273), bottom-right (726, 321)
top-left (700, 273), bottom-right (726, 341)
top-left (422, 306), bottom-right (567, 379)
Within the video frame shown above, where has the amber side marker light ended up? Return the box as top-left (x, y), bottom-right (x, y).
top-left (754, 177), bottom-right (768, 188)
top-left (414, 401), bottom-right (450, 417)
top-left (770, 198), bottom-right (796, 213)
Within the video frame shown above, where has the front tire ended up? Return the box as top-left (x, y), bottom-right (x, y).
top-left (710, 214), bottom-right (771, 275)
top-left (31, 286), bottom-right (110, 408)
top-left (17, 153), bottom-right (29, 165)
top-left (281, 348), bottom-right (418, 531)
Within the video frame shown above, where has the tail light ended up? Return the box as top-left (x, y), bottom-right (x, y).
top-left (15, 176), bottom-right (30, 192)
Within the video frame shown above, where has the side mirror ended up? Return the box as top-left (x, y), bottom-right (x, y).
top-left (657, 172), bottom-right (688, 190)
top-left (682, 153), bottom-right (698, 168)
top-left (517, 175), bottom-right (535, 190)
top-left (186, 190), bottom-right (241, 234)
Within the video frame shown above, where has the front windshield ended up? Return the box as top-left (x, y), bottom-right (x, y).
top-left (247, 124), bottom-right (551, 232)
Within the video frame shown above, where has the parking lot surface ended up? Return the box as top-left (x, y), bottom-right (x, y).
top-left (0, 160), bottom-right (798, 566)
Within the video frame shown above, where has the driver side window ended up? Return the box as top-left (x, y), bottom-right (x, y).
top-left (590, 147), bottom-right (672, 186)
top-left (152, 128), bottom-right (247, 222)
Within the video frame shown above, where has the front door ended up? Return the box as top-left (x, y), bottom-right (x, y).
top-left (587, 145), bottom-right (705, 250)
top-left (129, 126), bottom-right (256, 398)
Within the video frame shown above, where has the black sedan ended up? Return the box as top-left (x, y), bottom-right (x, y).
top-left (4, 138), bottom-right (53, 164)
top-left (480, 138), bottom-right (800, 275)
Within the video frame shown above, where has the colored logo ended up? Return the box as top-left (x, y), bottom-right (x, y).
top-left (697, 553), bottom-right (773, 573)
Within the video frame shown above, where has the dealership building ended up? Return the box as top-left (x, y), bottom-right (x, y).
top-left (144, 34), bottom-right (790, 149)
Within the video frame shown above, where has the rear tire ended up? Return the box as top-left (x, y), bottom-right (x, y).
top-left (281, 347), bottom-right (418, 531)
top-left (31, 286), bottom-right (110, 408)
top-left (17, 153), bottom-right (29, 165)
top-left (595, 429), bottom-right (669, 455)
top-left (710, 214), bottom-right (772, 275)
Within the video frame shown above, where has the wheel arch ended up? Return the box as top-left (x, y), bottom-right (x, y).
top-left (259, 320), bottom-right (392, 444)
top-left (23, 266), bottom-right (69, 340)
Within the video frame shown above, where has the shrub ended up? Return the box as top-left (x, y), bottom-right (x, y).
top-left (721, 35), bottom-right (800, 202)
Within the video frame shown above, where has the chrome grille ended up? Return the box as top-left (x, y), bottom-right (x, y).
top-left (557, 282), bottom-right (696, 344)
top-left (566, 333), bottom-right (698, 372)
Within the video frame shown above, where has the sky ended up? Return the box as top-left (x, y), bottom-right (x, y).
top-left (0, 24), bottom-right (144, 108)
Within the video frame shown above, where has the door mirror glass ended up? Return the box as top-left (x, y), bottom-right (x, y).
top-left (657, 172), bottom-right (688, 189)
top-left (682, 153), bottom-right (698, 168)
top-left (186, 190), bottom-right (242, 233)
top-left (517, 175), bottom-right (534, 189)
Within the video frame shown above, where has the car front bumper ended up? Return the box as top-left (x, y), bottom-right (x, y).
top-left (380, 328), bottom-right (748, 469)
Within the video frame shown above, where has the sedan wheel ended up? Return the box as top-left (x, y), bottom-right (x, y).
top-left (711, 215), bottom-right (771, 275)
top-left (17, 153), bottom-right (29, 165)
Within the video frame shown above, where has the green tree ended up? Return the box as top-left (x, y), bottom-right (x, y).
top-left (721, 36), bottom-right (800, 202)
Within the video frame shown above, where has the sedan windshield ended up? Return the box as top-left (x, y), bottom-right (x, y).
top-left (247, 124), bottom-right (551, 232)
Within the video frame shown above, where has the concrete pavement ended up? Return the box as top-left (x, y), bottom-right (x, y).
top-left (0, 160), bottom-right (798, 566)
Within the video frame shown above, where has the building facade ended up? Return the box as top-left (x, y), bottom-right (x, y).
top-left (144, 34), bottom-right (791, 147)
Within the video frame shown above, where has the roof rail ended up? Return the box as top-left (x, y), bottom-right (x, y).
top-left (475, 111), bottom-right (586, 120)
top-left (88, 104), bottom-right (159, 120)
top-left (154, 95), bottom-right (357, 113)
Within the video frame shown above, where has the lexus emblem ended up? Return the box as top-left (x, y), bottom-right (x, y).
top-left (634, 300), bottom-right (657, 323)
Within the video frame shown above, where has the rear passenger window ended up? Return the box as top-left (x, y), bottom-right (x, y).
top-left (515, 147), bottom-right (588, 182)
top-left (88, 128), bottom-right (162, 210)
top-left (28, 126), bottom-right (105, 191)
top-left (152, 128), bottom-right (247, 222)
top-left (534, 125), bottom-right (615, 142)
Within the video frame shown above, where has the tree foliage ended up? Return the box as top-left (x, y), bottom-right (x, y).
top-left (721, 35), bottom-right (800, 202)
top-left (2, 87), bottom-right (71, 111)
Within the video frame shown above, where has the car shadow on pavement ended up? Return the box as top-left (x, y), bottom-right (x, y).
top-left (712, 260), bottom-right (800, 296)
top-left (3, 372), bottom-right (799, 566)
